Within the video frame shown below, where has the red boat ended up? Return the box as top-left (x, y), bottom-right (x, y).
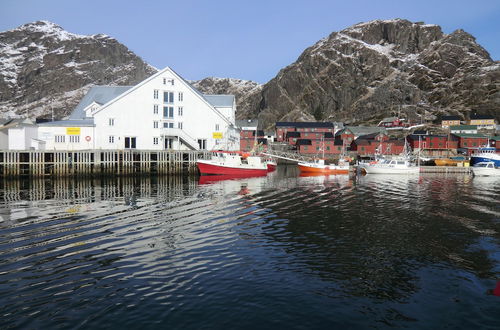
top-left (197, 152), bottom-right (268, 176)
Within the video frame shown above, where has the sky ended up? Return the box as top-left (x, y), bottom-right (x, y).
top-left (0, 0), bottom-right (499, 84)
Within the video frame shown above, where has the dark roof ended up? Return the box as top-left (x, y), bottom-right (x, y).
top-left (354, 139), bottom-right (371, 145)
top-left (296, 139), bottom-right (312, 146)
top-left (252, 130), bottom-right (265, 136)
top-left (451, 133), bottom-right (488, 139)
top-left (408, 134), bottom-right (448, 140)
top-left (357, 132), bottom-right (385, 140)
top-left (257, 138), bottom-right (268, 145)
top-left (334, 139), bottom-right (344, 146)
top-left (276, 122), bottom-right (334, 128)
top-left (470, 114), bottom-right (495, 120)
top-left (324, 132), bottom-right (334, 138)
top-left (387, 139), bottom-right (405, 145)
top-left (285, 131), bottom-right (301, 138)
top-left (441, 115), bottom-right (461, 121)
top-left (413, 130), bottom-right (428, 135)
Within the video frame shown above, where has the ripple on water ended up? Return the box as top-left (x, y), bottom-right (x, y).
top-left (0, 172), bottom-right (499, 329)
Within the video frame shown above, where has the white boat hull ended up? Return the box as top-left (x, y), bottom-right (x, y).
top-left (363, 165), bottom-right (420, 174)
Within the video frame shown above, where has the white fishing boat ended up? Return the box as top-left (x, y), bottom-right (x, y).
top-left (361, 158), bottom-right (420, 174)
top-left (471, 162), bottom-right (500, 177)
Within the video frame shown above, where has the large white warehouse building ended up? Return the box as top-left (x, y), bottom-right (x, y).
top-left (37, 67), bottom-right (239, 151)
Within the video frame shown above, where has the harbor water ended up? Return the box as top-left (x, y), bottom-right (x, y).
top-left (1, 167), bottom-right (499, 329)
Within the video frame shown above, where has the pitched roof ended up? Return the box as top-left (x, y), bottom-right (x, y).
top-left (276, 122), bottom-right (334, 128)
top-left (341, 126), bottom-right (386, 136)
top-left (296, 139), bottom-right (312, 146)
top-left (69, 86), bottom-right (133, 119)
top-left (38, 119), bottom-right (95, 127)
top-left (441, 115), bottom-right (461, 121)
top-left (236, 119), bottom-right (258, 129)
top-left (450, 125), bottom-right (477, 130)
top-left (451, 133), bottom-right (489, 138)
top-left (286, 131), bottom-right (301, 138)
top-left (203, 95), bottom-right (234, 107)
top-left (357, 132), bottom-right (386, 140)
top-left (470, 114), bottom-right (495, 120)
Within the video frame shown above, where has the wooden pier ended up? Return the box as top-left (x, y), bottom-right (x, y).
top-left (419, 166), bottom-right (471, 174)
top-left (0, 150), bottom-right (212, 178)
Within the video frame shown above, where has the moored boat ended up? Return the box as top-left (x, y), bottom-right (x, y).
top-left (471, 161), bottom-right (500, 177)
top-left (434, 156), bottom-right (469, 167)
top-left (361, 158), bottom-right (419, 174)
top-left (197, 151), bottom-right (268, 176)
top-left (470, 146), bottom-right (500, 167)
top-left (298, 158), bottom-right (350, 174)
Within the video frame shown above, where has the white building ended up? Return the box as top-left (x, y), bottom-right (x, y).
top-left (38, 67), bottom-right (239, 151)
top-left (0, 118), bottom-right (43, 150)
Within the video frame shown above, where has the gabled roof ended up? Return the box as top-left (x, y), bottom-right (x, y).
top-left (92, 66), bottom-right (234, 125)
top-left (340, 126), bottom-right (386, 136)
top-left (451, 133), bottom-right (489, 138)
top-left (470, 114), bottom-right (495, 120)
top-left (69, 86), bottom-right (133, 119)
top-left (441, 115), bottom-right (461, 121)
top-left (236, 119), bottom-right (258, 129)
top-left (357, 132), bottom-right (386, 140)
top-left (38, 119), bottom-right (95, 127)
top-left (286, 131), bottom-right (301, 138)
top-left (203, 95), bottom-right (234, 107)
top-left (450, 125), bottom-right (477, 130)
top-left (296, 139), bottom-right (312, 146)
top-left (276, 122), bottom-right (334, 128)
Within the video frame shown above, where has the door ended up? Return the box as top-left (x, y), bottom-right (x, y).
top-left (125, 137), bottom-right (136, 149)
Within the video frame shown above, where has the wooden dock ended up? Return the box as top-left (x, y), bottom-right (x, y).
top-left (419, 166), bottom-right (471, 174)
top-left (0, 150), bottom-right (212, 178)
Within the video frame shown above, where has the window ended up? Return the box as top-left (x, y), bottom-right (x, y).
top-left (163, 78), bottom-right (166, 85)
top-left (55, 135), bottom-right (65, 143)
top-left (154, 121), bottom-right (158, 128)
top-left (178, 107), bottom-right (183, 116)
top-left (178, 122), bottom-right (183, 129)
top-left (69, 135), bottom-right (80, 143)
top-left (109, 136), bottom-right (114, 143)
top-left (153, 137), bottom-right (159, 145)
top-left (197, 139), bottom-right (207, 150)
top-left (163, 91), bottom-right (174, 103)
top-left (154, 90), bottom-right (159, 99)
top-left (304, 146), bottom-right (308, 151)
top-left (125, 137), bottom-right (136, 149)
top-left (163, 122), bottom-right (174, 128)
top-left (153, 104), bottom-right (158, 114)
top-left (109, 118), bottom-right (114, 126)
top-left (163, 106), bottom-right (174, 118)
top-left (215, 124), bottom-right (220, 131)
top-left (178, 92), bottom-right (183, 102)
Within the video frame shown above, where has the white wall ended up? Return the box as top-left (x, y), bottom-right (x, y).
top-left (38, 126), bottom-right (95, 150)
top-left (93, 68), bottom-right (239, 151)
top-left (8, 126), bottom-right (38, 150)
top-left (0, 131), bottom-right (8, 150)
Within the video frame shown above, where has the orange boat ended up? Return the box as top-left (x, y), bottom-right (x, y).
top-left (434, 157), bottom-right (469, 167)
top-left (297, 159), bottom-right (350, 174)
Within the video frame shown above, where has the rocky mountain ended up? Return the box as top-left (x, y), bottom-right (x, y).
top-left (190, 77), bottom-right (262, 115)
top-left (1, 19), bottom-right (498, 128)
top-left (0, 21), bottom-right (156, 119)
top-left (195, 19), bottom-right (499, 129)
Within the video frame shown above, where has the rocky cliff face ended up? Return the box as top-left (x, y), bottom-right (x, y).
top-left (257, 19), bottom-right (499, 128)
top-left (0, 21), bottom-right (157, 119)
top-left (195, 19), bottom-right (499, 128)
top-left (1, 19), bottom-right (498, 127)
top-left (190, 77), bottom-right (262, 116)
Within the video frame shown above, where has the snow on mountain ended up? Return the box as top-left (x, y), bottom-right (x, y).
top-left (0, 21), bottom-right (157, 119)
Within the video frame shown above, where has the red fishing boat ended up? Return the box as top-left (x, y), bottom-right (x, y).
top-left (197, 151), bottom-right (268, 176)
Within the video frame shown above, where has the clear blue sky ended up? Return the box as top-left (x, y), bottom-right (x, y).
top-left (1, 0), bottom-right (499, 83)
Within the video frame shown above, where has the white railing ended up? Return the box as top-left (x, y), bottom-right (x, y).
top-left (162, 128), bottom-right (199, 150)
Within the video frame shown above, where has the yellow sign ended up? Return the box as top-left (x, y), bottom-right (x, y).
top-left (66, 127), bottom-right (81, 135)
top-left (212, 132), bottom-right (223, 139)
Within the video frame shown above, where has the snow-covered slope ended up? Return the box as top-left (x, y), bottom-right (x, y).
top-left (0, 21), bottom-right (157, 119)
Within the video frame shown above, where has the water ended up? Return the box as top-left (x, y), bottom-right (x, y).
top-left (1, 167), bottom-right (499, 329)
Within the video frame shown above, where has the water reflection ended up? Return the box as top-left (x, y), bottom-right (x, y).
top-left (0, 170), bottom-right (499, 329)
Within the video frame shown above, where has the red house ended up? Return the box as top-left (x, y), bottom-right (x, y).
top-left (452, 133), bottom-right (489, 155)
top-left (275, 122), bottom-right (335, 142)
